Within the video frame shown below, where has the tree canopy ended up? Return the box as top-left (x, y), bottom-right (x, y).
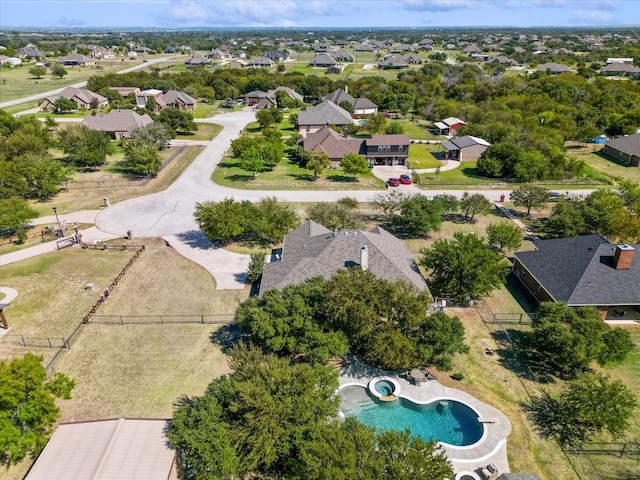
top-left (420, 232), bottom-right (509, 303)
top-left (168, 345), bottom-right (453, 480)
top-left (340, 152), bottom-right (370, 178)
top-left (531, 302), bottom-right (635, 376)
top-left (0, 354), bottom-right (75, 465)
top-left (510, 184), bottom-right (550, 216)
top-left (195, 196), bottom-right (299, 244)
top-left (486, 222), bottom-right (523, 252)
top-left (57, 124), bottom-right (115, 167)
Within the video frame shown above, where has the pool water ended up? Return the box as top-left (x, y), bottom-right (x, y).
top-left (341, 389), bottom-right (484, 446)
top-left (375, 380), bottom-right (395, 396)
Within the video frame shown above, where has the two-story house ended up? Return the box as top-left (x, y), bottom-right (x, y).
top-left (364, 134), bottom-right (411, 166)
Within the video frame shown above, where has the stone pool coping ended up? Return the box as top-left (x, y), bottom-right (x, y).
top-left (338, 357), bottom-right (512, 474)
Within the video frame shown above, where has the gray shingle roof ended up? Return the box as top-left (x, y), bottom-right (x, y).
top-left (366, 134), bottom-right (410, 147)
top-left (353, 97), bottom-right (378, 109)
top-left (536, 62), bottom-right (572, 73)
top-left (259, 221), bottom-right (428, 296)
top-left (45, 87), bottom-right (107, 107)
top-left (301, 127), bottom-right (364, 161)
top-left (298, 100), bottom-right (353, 127)
top-left (514, 234), bottom-right (640, 306)
top-left (309, 54), bottom-right (337, 66)
top-left (81, 109), bottom-right (153, 136)
top-left (605, 133), bottom-right (640, 156)
top-left (324, 89), bottom-right (355, 107)
top-left (161, 90), bottom-right (197, 106)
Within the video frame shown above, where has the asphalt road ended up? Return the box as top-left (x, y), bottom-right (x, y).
top-left (0, 57), bottom-right (173, 109)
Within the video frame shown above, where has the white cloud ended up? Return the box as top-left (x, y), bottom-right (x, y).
top-left (157, 0), bottom-right (347, 27)
top-left (571, 9), bottom-right (616, 24)
top-left (401, 0), bottom-right (477, 12)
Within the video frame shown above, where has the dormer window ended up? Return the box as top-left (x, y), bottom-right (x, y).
top-left (377, 145), bottom-right (391, 152)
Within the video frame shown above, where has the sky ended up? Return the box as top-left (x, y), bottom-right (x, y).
top-left (1, 0), bottom-right (639, 29)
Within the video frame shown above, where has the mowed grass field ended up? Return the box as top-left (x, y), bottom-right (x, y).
top-left (0, 60), bottom-right (141, 103)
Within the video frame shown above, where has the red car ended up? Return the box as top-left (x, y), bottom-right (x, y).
top-left (388, 178), bottom-right (400, 187)
top-left (399, 174), bottom-right (412, 185)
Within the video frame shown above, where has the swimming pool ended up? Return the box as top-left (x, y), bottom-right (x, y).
top-left (339, 386), bottom-right (484, 447)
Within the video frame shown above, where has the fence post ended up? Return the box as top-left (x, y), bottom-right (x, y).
top-left (20, 334), bottom-right (25, 346)
top-left (201, 315), bottom-right (205, 324)
top-left (48, 338), bottom-right (52, 348)
top-left (620, 443), bottom-right (626, 457)
top-left (121, 316), bottom-right (124, 326)
top-left (160, 315), bottom-right (163, 324)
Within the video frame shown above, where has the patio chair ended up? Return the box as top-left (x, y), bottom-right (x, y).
top-left (481, 463), bottom-right (499, 480)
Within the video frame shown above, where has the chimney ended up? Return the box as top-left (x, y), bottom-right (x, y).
top-left (614, 244), bottom-right (635, 270)
top-left (343, 126), bottom-right (348, 138)
top-left (360, 245), bottom-right (369, 271)
top-left (345, 85), bottom-right (348, 94)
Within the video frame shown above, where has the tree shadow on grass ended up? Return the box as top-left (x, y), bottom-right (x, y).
top-left (327, 174), bottom-right (358, 183)
top-left (210, 323), bottom-right (243, 353)
top-left (291, 173), bottom-right (314, 182)
top-left (494, 327), bottom-right (557, 384)
top-left (226, 174), bottom-right (255, 182)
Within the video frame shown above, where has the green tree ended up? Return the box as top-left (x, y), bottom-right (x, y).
top-left (384, 121), bottom-right (405, 134)
top-left (247, 252), bottom-right (266, 283)
top-left (365, 113), bottom-right (386, 134)
top-left (256, 108), bottom-right (274, 129)
top-left (432, 194), bottom-right (459, 218)
top-left (531, 303), bottom-right (634, 376)
top-left (158, 107), bottom-right (197, 134)
top-left (486, 222), bottom-right (523, 252)
top-left (420, 232), bottom-right (509, 303)
top-left (194, 198), bottom-right (246, 243)
top-left (50, 64), bottom-right (67, 79)
top-left (0, 197), bottom-right (38, 231)
top-left (53, 97), bottom-right (77, 112)
top-left (57, 124), bottom-right (115, 167)
top-left (269, 107), bottom-right (283, 127)
top-left (235, 281), bottom-right (349, 364)
top-left (396, 195), bottom-right (443, 237)
top-left (0, 354), bottom-right (75, 465)
top-left (304, 151), bottom-right (331, 181)
top-left (530, 372), bottom-right (637, 447)
top-left (28, 66), bottom-right (46, 79)
top-left (546, 198), bottom-right (587, 238)
top-left (459, 192), bottom-right (492, 222)
top-left (240, 146), bottom-right (266, 176)
top-left (340, 153), bottom-right (369, 179)
top-left (122, 143), bottom-right (160, 175)
top-left (306, 202), bottom-right (359, 230)
top-left (339, 100), bottom-right (354, 114)
top-left (373, 190), bottom-right (407, 222)
top-left (510, 184), bottom-right (550, 216)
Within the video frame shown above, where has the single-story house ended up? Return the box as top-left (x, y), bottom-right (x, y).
top-left (462, 44), bottom-right (483, 54)
top-left (88, 45), bottom-right (114, 59)
top-left (209, 48), bottom-right (230, 59)
top-left (159, 90), bottom-right (198, 110)
top-left (309, 54), bottom-right (337, 68)
top-left (390, 44), bottom-right (414, 54)
top-left (81, 109), bottom-right (154, 139)
top-left (300, 126), bottom-right (364, 163)
top-left (401, 53), bottom-right (422, 64)
top-left (17, 45), bottom-right (43, 58)
top-left (606, 57), bottom-right (634, 65)
top-left (378, 56), bottom-right (409, 69)
top-left (601, 62), bottom-right (640, 77)
top-left (441, 135), bottom-right (491, 161)
top-left (536, 62), bottom-right (572, 75)
top-left (434, 117), bottom-right (466, 136)
top-left (0, 56), bottom-right (21, 66)
top-left (25, 418), bottom-right (176, 480)
top-left (247, 56), bottom-right (275, 68)
top-left (513, 235), bottom-right (640, 319)
top-left (333, 50), bottom-right (354, 62)
top-left (109, 86), bottom-right (141, 97)
top-left (355, 44), bottom-right (375, 52)
top-left (298, 100), bottom-right (354, 138)
top-left (264, 50), bottom-right (289, 61)
top-left (228, 59), bottom-right (248, 69)
top-left (259, 220), bottom-right (428, 296)
top-left (185, 55), bottom-right (212, 68)
top-left (490, 56), bottom-right (517, 66)
top-left (39, 87), bottom-right (108, 112)
top-left (603, 134), bottom-right (640, 166)
top-left (57, 53), bottom-right (94, 66)
top-left (364, 134), bottom-right (410, 166)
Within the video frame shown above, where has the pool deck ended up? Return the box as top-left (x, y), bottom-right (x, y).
top-left (338, 356), bottom-right (512, 476)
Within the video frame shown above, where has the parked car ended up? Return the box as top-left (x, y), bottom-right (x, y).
top-left (549, 191), bottom-right (570, 201)
top-left (221, 100), bottom-right (234, 109)
top-left (399, 174), bottom-right (412, 185)
top-left (388, 178), bottom-right (400, 187)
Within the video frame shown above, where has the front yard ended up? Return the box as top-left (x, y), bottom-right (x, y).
top-left (212, 156), bottom-right (386, 190)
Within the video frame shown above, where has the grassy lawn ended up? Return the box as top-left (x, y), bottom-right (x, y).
top-left (401, 121), bottom-right (438, 140)
top-left (0, 61), bottom-right (141, 103)
top-left (177, 122), bottom-right (223, 141)
top-left (28, 145), bottom-right (205, 216)
top-left (212, 156), bottom-right (386, 191)
top-left (567, 142), bottom-right (638, 184)
top-left (0, 237), bottom-right (248, 479)
top-left (407, 144), bottom-right (442, 169)
top-left (416, 161), bottom-right (501, 188)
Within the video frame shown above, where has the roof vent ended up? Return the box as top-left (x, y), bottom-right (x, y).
top-left (360, 245), bottom-right (369, 271)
